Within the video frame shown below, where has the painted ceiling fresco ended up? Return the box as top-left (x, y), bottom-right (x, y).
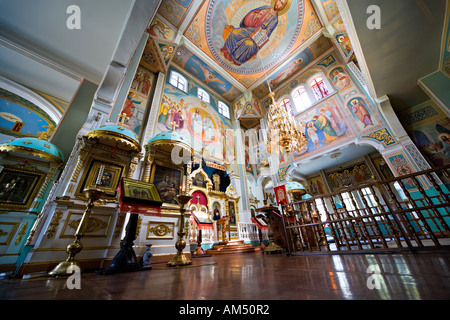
top-left (252, 35), bottom-right (332, 98)
top-left (0, 88), bottom-right (56, 139)
top-left (183, 0), bottom-right (322, 90)
top-left (172, 45), bottom-right (243, 102)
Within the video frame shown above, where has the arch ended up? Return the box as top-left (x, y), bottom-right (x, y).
top-left (0, 75), bottom-right (63, 124)
top-left (189, 166), bottom-right (213, 190)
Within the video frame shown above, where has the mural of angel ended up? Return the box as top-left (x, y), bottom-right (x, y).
top-left (220, 0), bottom-right (292, 66)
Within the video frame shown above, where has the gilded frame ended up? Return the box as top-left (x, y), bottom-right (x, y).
top-left (150, 163), bottom-right (184, 207)
top-left (227, 200), bottom-right (237, 226)
top-left (0, 166), bottom-right (45, 210)
top-left (121, 177), bottom-right (161, 203)
top-left (78, 160), bottom-right (124, 197)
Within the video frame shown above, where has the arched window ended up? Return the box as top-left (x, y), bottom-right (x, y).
top-left (292, 86), bottom-right (311, 112)
top-left (218, 101), bottom-right (230, 119)
top-left (278, 97), bottom-right (294, 116)
top-left (197, 87), bottom-right (210, 103)
top-left (309, 76), bottom-right (330, 100)
top-left (169, 71), bottom-right (187, 92)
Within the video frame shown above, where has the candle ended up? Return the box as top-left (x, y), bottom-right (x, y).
top-left (181, 175), bottom-right (187, 194)
top-left (96, 165), bottom-right (105, 186)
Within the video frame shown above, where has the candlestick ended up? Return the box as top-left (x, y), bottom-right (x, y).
top-left (49, 187), bottom-right (106, 276)
top-left (167, 194), bottom-right (193, 267)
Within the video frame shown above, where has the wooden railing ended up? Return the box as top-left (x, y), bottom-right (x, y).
top-left (279, 165), bottom-right (450, 255)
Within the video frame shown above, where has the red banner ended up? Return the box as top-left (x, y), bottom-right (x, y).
top-left (274, 184), bottom-right (288, 205)
top-left (190, 214), bottom-right (214, 230)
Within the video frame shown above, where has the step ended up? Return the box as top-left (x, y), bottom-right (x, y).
top-left (206, 241), bottom-right (259, 255)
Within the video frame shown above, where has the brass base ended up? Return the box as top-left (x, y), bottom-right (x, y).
top-left (264, 241), bottom-right (285, 254)
top-left (48, 260), bottom-right (80, 277)
top-left (166, 252), bottom-right (192, 267)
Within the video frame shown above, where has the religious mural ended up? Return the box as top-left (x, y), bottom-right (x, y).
top-left (147, 16), bottom-right (176, 41)
top-left (265, 36), bottom-right (332, 92)
top-left (346, 96), bottom-right (378, 131)
top-left (293, 95), bottom-right (354, 158)
top-left (119, 66), bottom-right (155, 139)
top-left (0, 88), bottom-right (56, 140)
top-left (326, 162), bottom-right (374, 192)
top-left (184, 0), bottom-right (322, 88)
top-left (306, 175), bottom-right (327, 195)
top-left (157, 0), bottom-right (195, 29)
top-left (329, 66), bottom-right (352, 92)
top-left (171, 45), bottom-right (241, 102)
top-left (320, 0), bottom-right (339, 21)
top-left (400, 101), bottom-right (450, 168)
top-left (385, 152), bottom-right (418, 190)
top-left (156, 67), bottom-right (235, 163)
top-left (331, 18), bottom-right (353, 62)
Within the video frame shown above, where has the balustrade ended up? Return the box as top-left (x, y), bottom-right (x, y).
top-left (280, 165), bottom-right (450, 255)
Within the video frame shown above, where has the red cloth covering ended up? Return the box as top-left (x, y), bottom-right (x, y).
top-left (190, 214), bottom-right (214, 230)
top-left (119, 201), bottom-right (161, 216)
top-left (190, 190), bottom-right (208, 206)
top-left (251, 217), bottom-right (268, 231)
top-left (117, 183), bottom-right (161, 216)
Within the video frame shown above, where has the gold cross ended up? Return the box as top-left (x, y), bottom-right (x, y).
top-left (119, 113), bottom-right (130, 126)
top-left (37, 124), bottom-right (55, 140)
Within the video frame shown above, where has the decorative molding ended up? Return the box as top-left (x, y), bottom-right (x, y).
top-left (361, 128), bottom-right (397, 147)
top-left (15, 222), bottom-right (28, 246)
top-left (147, 221), bottom-right (175, 239)
top-left (46, 209), bottom-right (63, 238)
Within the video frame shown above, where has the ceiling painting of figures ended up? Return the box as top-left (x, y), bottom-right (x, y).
top-left (183, 0), bottom-right (322, 89)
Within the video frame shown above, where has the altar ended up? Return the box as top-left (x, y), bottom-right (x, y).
top-left (187, 165), bottom-right (240, 251)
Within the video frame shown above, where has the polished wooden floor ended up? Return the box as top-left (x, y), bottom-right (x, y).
top-left (1, 251), bottom-right (449, 301)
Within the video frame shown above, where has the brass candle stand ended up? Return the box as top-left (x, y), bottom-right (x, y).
top-left (49, 187), bottom-right (106, 276)
top-left (167, 194), bottom-right (192, 267)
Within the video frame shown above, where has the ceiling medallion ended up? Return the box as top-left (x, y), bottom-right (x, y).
top-left (205, 0), bottom-right (303, 75)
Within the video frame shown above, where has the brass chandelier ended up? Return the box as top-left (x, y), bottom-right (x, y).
top-left (265, 89), bottom-right (307, 155)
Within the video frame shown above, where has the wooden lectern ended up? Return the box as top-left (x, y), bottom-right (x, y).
top-left (217, 216), bottom-right (230, 242)
top-left (255, 205), bottom-right (286, 254)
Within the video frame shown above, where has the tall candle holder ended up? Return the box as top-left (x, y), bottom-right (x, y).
top-left (49, 187), bottom-right (106, 276)
top-left (167, 193), bottom-right (192, 267)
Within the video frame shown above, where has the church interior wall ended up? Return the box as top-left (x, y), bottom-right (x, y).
top-left (1, 0), bottom-right (449, 276)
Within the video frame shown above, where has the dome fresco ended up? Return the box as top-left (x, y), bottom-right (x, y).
top-left (148, 131), bottom-right (193, 149)
top-left (85, 124), bottom-right (142, 152)
top-left (88, 124), bottom-right (139, 141)
top-left (285, 181), bottom-right (306, 192)
top-left (0, 137), bottom-right (64, 163)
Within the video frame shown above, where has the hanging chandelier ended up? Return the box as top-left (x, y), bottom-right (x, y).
top-left (265, 89), bottom-right (307, 156)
